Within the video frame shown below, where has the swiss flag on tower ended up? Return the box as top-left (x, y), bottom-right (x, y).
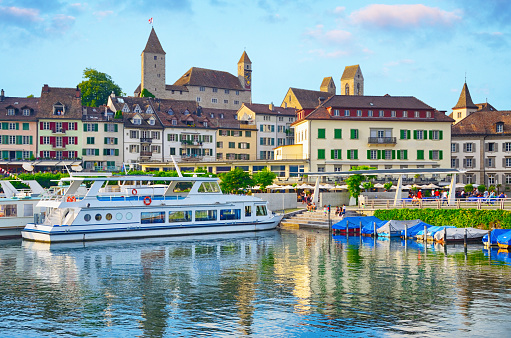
top-left (148, 18), bottom-right (153, 24)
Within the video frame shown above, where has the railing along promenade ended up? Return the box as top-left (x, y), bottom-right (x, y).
top-left (359, 198), bottom-right (511, 211)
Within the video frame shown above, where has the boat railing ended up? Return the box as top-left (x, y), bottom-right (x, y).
top-left (95, 194), bottom-right (186, 202)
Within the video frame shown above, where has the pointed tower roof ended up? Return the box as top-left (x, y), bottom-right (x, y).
top-left (238, 51), bottom-right (251, 64)
top-left (341, 65), bottom-right (361, 80)
top-left (143, 27), bottom-right (166, 54)
top-left (453, 83), bottom-right (477, 109)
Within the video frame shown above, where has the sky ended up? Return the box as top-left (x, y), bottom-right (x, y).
top-left (1, 0), bottom-right (510, 113)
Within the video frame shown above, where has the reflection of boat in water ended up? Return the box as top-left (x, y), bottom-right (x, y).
top-left (22, 175), bottom-right (282, 243)
top-left (483, 247), bottom-right (511, 265)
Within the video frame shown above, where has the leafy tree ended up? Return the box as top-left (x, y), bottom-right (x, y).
top-left (477, 184), bottom-right (486, 193)
top-left (77, 68), bottom-right (123, 107)
top-left (114, 110), bottom-right (123, 119)
top-left (464, 184), bottom-right (474, 193)
top-left (253, 168), bottom-right (276, 190)
top-left (383, 181), bottom-right (393, 191)
top-left (362, 181), bottom-right (374, 191)
top-left (345, 166), bottom-right (376, 203)
top-left (141, 88), bottom-right (155, 98)
top-left (219, 168), bottom-right (253, 194)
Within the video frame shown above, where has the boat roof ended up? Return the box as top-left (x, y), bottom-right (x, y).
top-left (60, 175), bottom-right (218, 182)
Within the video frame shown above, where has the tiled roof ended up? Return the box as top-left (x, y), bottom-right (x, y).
top-left (289, 88), bottom-right (332, 109)
top-left (453, 83), bottom-right (478, 109)
top-left (154, 99), bottom-right (214, 129)
top-left (143, 27), bottom-right (165, 54)
top-left (82, 105), bottom-right (121, 122)
top-left (110, 97), bottom-right (163, 129)
top-left (242, 103), bottom-right (296, 116)
top-left (452, 110), bottom-right (511, 135)
top-left (0, 96), bottom-right (39, 121)
top-left (320, 77), bottom-right (333, 88)
top-left (204, 107), bottom-right (255, 130)
top-left (341, 65), bottom-right (360, 80)
top-left (238, 51), bottom-right (251, 64)
top-left (475, 102), bottom-right (497, 111)
top-left (165, 84), bottom-right (189, 92)
top-left (38, 85), bottom-right (82, 119)
top-left (325, 95), bottom-right (434, 110)
top-left (173, 67), bottom-right (244, 90)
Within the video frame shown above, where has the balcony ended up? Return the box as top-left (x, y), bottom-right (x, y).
top-left (52, 128), bottom-right (66, 134)
top-left (181, 154), bottom-right (204, 161)
top-left (368, 137), bottom-right (397, 145)
top-left (181, 140), bottom-right (203, 146)
top-left (140, 138), bottom-right (152, 144)
top-left (140, 151), bottom-right (152, 157)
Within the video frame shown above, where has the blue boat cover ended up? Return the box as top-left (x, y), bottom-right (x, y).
top-left (332, 216), bottom-right (383, 231)
top-left (400, 221), bottom-right (433, 237)
top-left (415, 225), bottom-right (455, 237)
top-left (497, 230), bottom-right (511, 246)
top-left (482, 229), bottom-right (510, 245)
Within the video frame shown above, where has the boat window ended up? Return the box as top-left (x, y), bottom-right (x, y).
top-left (198, 182), bottom-right (221, 193)
top-left (141, 212), bottom-right (165, 224)
top-left (245, 206), bottom-right (252, 217)
top-left (23, 204), bottom-right (34, 217)
top-left (195, 210), bottom-right (217, 221)
top-left (126, 212), bottom-right (133, 220)
top-left (95, 214), bottom-right (102, 221)
top-left (106, 213), bottom-right (112, 221)
top-left (0, 205), bottom-right (17, 217)
top-left (256, 205), bottom-right (267, 216)
top-left (220, 209), bottom-right (241, 220)
top-left (169, 211), bottom-right (192, 222)
top-left (173, 181), bottom-right (193, 193)
top-left (84, 214), bottom-right (91, 222)
top-left (116, 213), bottom-right (122, 220)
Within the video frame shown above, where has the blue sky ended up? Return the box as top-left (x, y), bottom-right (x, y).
top-left (1, 0), bottom-right (510, 112)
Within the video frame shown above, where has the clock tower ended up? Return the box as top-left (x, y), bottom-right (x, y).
top-left (238, 51), bottom-right (252, 90)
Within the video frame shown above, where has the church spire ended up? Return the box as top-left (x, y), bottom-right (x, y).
top-left (143, 27), bottom-right (166, 55)
top-left (453, 82), bottom-right (477, 109)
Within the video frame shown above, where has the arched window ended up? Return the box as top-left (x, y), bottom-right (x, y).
top-left (345, 84), bottom-right (349, 95)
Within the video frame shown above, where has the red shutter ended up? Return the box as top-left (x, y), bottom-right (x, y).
top-left (50, 122), bottom-right (56, 131)
top-left (63, 137), bottom-right (68, 146)
top-left (40, 151), bottom-right (44, 157)
top-left (50, 136), bottom-right (56, 146)
top-left (50, 151), bottom-right (56, 158)
top-left (63, 122), bottom-right (68, 130)
top-left (40, 136), bottom-right (44, 144)
top-left (40, 122), bottom-right (44, 130)
top-left (63, 151), bottom-right (68, 158)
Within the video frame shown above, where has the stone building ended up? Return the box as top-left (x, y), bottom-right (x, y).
top-left (450, 82), bottom-right (497, 124)
top-left (340, 65), bottom-right (364, 96)
top-left (135, 28), bottom-right (251, 110)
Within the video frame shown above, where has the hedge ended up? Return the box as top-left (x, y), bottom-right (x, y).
top-left (374, 209), bottom-right (511, 230)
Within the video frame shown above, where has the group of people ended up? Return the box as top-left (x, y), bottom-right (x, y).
top-left (408, 189), bottom-right (450, 205)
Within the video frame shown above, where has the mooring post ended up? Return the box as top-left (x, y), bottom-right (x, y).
top-left (404, 224), bottom-right (408, 240)
top-left (328, 204), bottom-right (331, 235)
top-left (464, 227), bottom-right (468, 247)
top-left (373, 221), bottom-right (377, 238)
top-left (423, 225), bottom-right (427, 243)
top-left (359, 221), bottom-right (362, 237)
top-left (487, 229), bottom-right (492, 247)
top-left (443, 226), bottom-right (447, 244)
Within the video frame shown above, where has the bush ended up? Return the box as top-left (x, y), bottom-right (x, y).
top-left (374, 208), bottom-right (511, 230)
top-left (477, 185), bottom-right (486, 193)
top-left (464, 184), bottom-right (474, 193)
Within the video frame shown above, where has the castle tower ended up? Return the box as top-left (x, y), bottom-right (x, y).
top-left (340, 65), bottom-right (364, 96)
top-left (320, 77), bottom-right (336, 95)
top-left (452, 82), bottom-right (478, 124)
top-left (141, 27), bottom-right (166, 96)
top-left (238, 51), bottom-right (252, 91)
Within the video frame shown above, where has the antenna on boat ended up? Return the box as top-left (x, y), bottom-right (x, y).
top-left (171, 155), bottom-right (183, 177)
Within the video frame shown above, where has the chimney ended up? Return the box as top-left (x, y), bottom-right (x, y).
top-left (269, 102), bottom-right (274, 111)
top-left (110, 91), bottom-right (115, 98)
top-left (83, 107), bottom-right (87, 115)
top-left (75, 86), bottom-right (81, 98)
top-left (0, 89), bottom-right (4, 102)
top-left (318, 97), bottom-right (325, 105)
top-left (42, 84), bottom-right (49, 93)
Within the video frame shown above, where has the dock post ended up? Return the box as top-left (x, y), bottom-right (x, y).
top-left (443, 226), bottom-right (447, 244)
top-left (423, 225), bottom-right (427, 243)
top-left (487, 229), bottom-right (492, 247)
top-left (464, 227), bottom-right (468, 247)
top-left (373, 222), bottom-right (377, 238)
top-left (328, 205), bottom-right (331, 235)
top-left (359, 221), bottom-right (362, 237)
top-left (404, 225), bottom-right (408, 240)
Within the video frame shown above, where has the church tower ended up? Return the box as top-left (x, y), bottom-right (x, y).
top-left (320, 77), bottom-right (336, 95)
top-left (141, 27), bottom-right (166, 96)
top-left (452, 82), bottom-right (478, 124)
top-left (340, 65), bottom-right (364, 96)
top-left (238, 51), bottom-right (252, 91)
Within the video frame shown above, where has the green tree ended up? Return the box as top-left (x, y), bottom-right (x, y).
top-left (26, 94), bottom-right (34, 98)
top-left (477, 184), bottom-right (486, 193)
top-left (140, 88), bottom-right (155, 98)
top-left (345, 165), bottom-right (376, 203)
top-left (464, 184), bottom-right (474, 193)
top-left (219, 168), bottom-right (253, 194)
top-left (77, 68), bottom-right (123, 107)
top-left (383, 181), bottom-right (393, 191)
top-left (252, 168), bottom-right (276, 190)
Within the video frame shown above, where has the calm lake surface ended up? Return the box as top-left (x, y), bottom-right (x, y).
top-left (0, 229), bottom-right (510, 337)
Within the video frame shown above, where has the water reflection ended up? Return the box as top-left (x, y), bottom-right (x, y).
top-left (0, 230), bottom-right (510, 337)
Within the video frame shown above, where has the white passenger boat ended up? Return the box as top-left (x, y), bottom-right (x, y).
top-left (21, 175), bottom-right (283, 243)
top-left (0, 180), bottom-right (44, 239)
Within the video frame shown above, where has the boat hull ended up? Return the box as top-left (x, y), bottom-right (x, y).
top-left (22, 216), bottom-right (283, 243)
top-left (0, 216), bottom-right (37, 239)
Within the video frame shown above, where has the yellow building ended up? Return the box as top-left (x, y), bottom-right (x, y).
top-left (276, 95), bottom-right (454, 173)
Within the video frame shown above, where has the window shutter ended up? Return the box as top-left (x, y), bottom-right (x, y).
top-left (115, 149), bottom-right (119, 156)
top-left (485, 143), bottom-right (489, 151)
top-left (94, 124), bottom-right (98, 132)
top-left (392, 150), bottom-right (396, 159)
top-left (417, 150), bottom-right (422, 160)
top-left (83, 124), bottom-right (87, 132)
top-left (429, 150), bottom-right (433, 160)
top-left (271, 138), bottom-right (274, 146)
top-left (377, 150), bottom-right (381, 160)
top-left (439, 130), bottom-right (443, 140)
top-left (114, 138), bottom-right (118, 145)
top-left (238, 142), bottom-right (241, 148)
top-left (104, 124), bottom-right (108, 132)
top-left (39, 122), bottom-right (43, 130)
top-left (439, 150), bottom-right (443, 160)
top-left (260, 138), bottom-right (264, 145)
top-left (95, 149), bottom-right (99, 156)
top-left (30, 136), bottom-right (33, 144)
top-left (1, 122), bottom-right (7, 130)
top-left (404, 150), bottom-right (408, 160)
top-left (463, 159), bottom-right (466, 168)
top-left (397, 150), bottom-right (401, 160)
top-left (485, 159), bottom-right (489, 167)
top-left (16, 136), bottom-right (21, 144)
top-left (332, 150), bottom-right (335, 159)
top-left (400, 130), bottom-right (404, 139)
top-left (259, 125), bottom-right (263, 132)
top-left (495, 143), bottom-right (499, 152)
top-left (354, 149), bottom-right (358, 159)
top-left (114, 124), bottom-right (118, 132)
top-left (16, 151), bottom-right (22, 159)
top-left (367, 150), bottom-right (371, 159)
top-left (247, 143), bottom-right (250, 149)
top-left (271, 125), bottom-right (275, 132)
top-left (103, 149), bottom-right (107, 156)
top-left (455, 159), bottom-right (459, 167)
top-left (104, 137), bottom-right (108, 144)
top-left (423, 131), bottom-right (428, 140)
top-left (429, 130), bottom-right (433, 140)
top-left (407, 130), bottom-right (411, 139)
top-left (472, 159), bottom-right (476, 168)
top-left (347, 150), bottom-right (351, 160)
top-left (23, 123), bottom-right (29, 130)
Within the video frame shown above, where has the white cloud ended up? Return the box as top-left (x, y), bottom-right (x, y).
top-left (93, 10), bottom-right (114, 19)
top-left (350, 4), bottom-right (461, 29)
top-left (305, 24), bottom-right (352, 44)
top-left (0, 6), bottom-right (42, 22)
top-left (384, 59), bottom-right (415, 67)
top-left (333, 6), bottom-right (345, 14)
top-left (308, 49), bottom-right (348, 58)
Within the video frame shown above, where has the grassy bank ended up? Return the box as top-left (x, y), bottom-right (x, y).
top-left (374, 209), bottom-right (511, 230)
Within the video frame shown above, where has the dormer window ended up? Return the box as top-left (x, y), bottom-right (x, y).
top-left (148, 119), bottom-right (155, 126)
top-left (172, 119), bottom-right (177, 126)
top-left (426, 111), bottom-right (432, 118)
top-left (133, 104), bottom-right (141, 113)
top-left (184, 109), bottom-right (190, 115)
top-left (210, 113), bottom-right (214, 118)
top-left (146, 106), bottom-right (154, 114)
top-left (168, 108), bottom-right (174, 115)
top-left (133, 118), bottom-right (142, 125)
top-left (220, 113), bottom-right (224, 119)
top-left (23, 109), bottom-right (30, 116)
top-left (204, 121), bottom-right (208, 127)
top-left (122, 103), bottom-right (130, 113)
top-left (7, 108), bottom-right (15, 116)
top-left (53, 102), bottom-right (64, 115)
top-left (496, 122), bottom-right (504, 133)
top-left (403, 111), bottom-right (408, 118)
top-left (415, 111), bottom-right (420, 118)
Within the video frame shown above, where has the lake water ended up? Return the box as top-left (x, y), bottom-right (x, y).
top-left (0, 229), bottom-right (510, 337)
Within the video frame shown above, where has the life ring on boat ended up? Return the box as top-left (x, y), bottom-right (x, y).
top-left (66, 196), bottom-right (76, 202)
top-left (143, 196), bottom-right (152, 205)
top-left (132, 189), bottom-right (137, 195)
